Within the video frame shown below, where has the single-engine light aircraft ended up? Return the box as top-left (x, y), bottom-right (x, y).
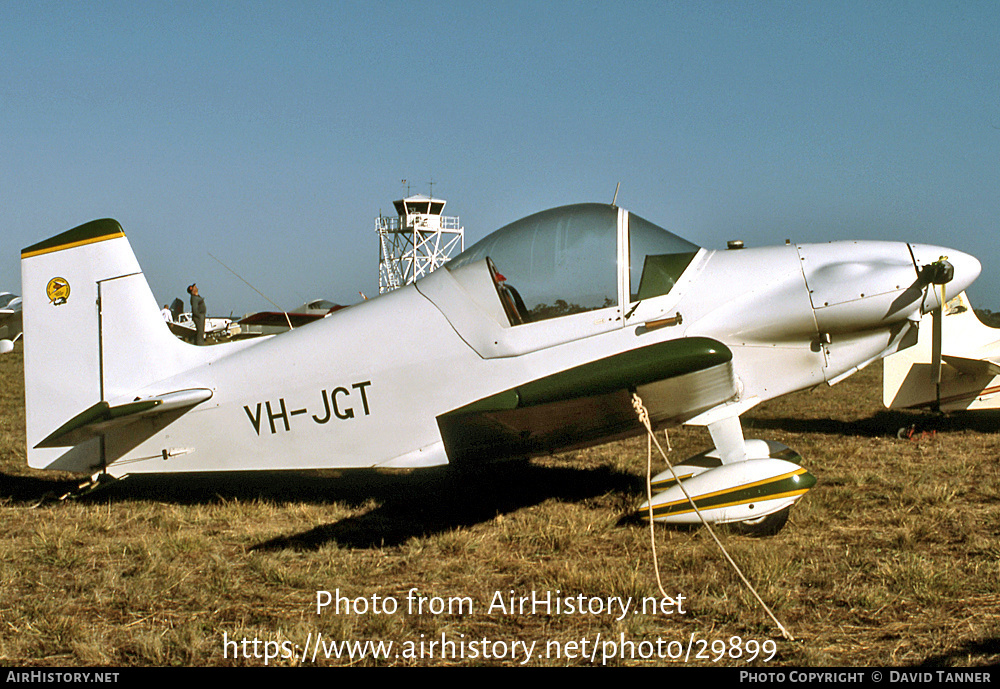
top-left (20, 204), bottom-right (980, 533)
top-left (165, 298), bottom-right (240, 343)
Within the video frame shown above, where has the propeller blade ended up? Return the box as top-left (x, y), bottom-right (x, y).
top-left (931, 284), bottom-right (944, 410)
top-left (921, 257), bottom-right (954, 412)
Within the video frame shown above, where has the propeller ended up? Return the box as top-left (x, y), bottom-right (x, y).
top-left (920, 257), bottom-right (955, 411)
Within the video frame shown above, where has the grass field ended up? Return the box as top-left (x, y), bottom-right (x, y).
top-left (1, 339), bottom-right (998, 667)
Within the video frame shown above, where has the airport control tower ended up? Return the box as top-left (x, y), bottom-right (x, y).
top-left (376, 194), bottom-right (464, 294)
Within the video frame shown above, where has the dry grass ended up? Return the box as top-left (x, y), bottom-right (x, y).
top-left (1, 339), bottom-right (998, 666)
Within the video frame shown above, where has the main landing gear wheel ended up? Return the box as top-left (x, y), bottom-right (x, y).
top-left (728, 506), bottom-right (791, 537)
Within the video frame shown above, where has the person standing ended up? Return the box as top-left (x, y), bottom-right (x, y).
top-left (188, 283), bottom-right (207, 345)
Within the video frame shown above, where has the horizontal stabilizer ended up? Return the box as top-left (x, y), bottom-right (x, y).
top-left (238, 311), bottom-right (329, 328)
top-left (36, 389), bottom-right (213, 448)
top-left (941, 355), bottom-right (1000, 378)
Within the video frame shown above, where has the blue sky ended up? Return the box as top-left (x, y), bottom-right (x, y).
top-left (3, 1), bottom-right (999, 314)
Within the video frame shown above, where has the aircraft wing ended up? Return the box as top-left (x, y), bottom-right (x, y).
top-left (167, 321), bottom-right (194, 339)
top-left (0, 305), bottom-right (23, 342)
top-left (237, 311), bottom-right (329, 328)
top-left (941, 354), bottom-right (1000, 378)
top-left (167, 315), bottom-right (237, 341)
top-left (437, 337), bottom-right (738, 465)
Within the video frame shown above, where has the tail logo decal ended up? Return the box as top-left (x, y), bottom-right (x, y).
top-left (46, 277), bottom-right (70, 306)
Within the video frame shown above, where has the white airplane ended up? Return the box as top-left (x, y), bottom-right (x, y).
top-left (19, 205), bottom-right (980, 533)
top-left (167, 311), bottom-right (240, 342)
top-left (884, 291), bottom-right (1000, 412)
top-left (0, 291), bottom-right (23, 354)
top-left (165, 298), bottom-right (240, 343)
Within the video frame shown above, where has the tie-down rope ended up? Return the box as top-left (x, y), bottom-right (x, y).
top-left (630, 392), bottom-right (794, 642)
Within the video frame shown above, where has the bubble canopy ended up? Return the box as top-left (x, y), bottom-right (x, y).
top-left (447, 203), bottom-right (700, 324)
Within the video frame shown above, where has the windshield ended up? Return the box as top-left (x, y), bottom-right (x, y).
top-left (449, 204), bottom-right (618, 322)
top-left (449, 203), bottom-right (700, 324)
top-left (629, 212), bottom-right (700, 302)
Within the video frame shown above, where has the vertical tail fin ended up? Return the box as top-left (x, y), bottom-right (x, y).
top-left (20, 219), bottom-right (212, 471)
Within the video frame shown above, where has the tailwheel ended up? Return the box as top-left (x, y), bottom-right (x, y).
top-left (728, 506), bottom-right (791, 537)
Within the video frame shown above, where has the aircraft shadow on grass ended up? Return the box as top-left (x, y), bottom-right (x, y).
top-left (743, 408), bottom-right (1000, 439)
top-left (252, 463), bottom-right (644, 551)
top-left (1, 462), bottom-right (646, 549)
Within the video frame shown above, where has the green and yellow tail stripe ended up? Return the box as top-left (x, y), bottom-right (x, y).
top-left (21, 219), bottom-right (125, 259)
